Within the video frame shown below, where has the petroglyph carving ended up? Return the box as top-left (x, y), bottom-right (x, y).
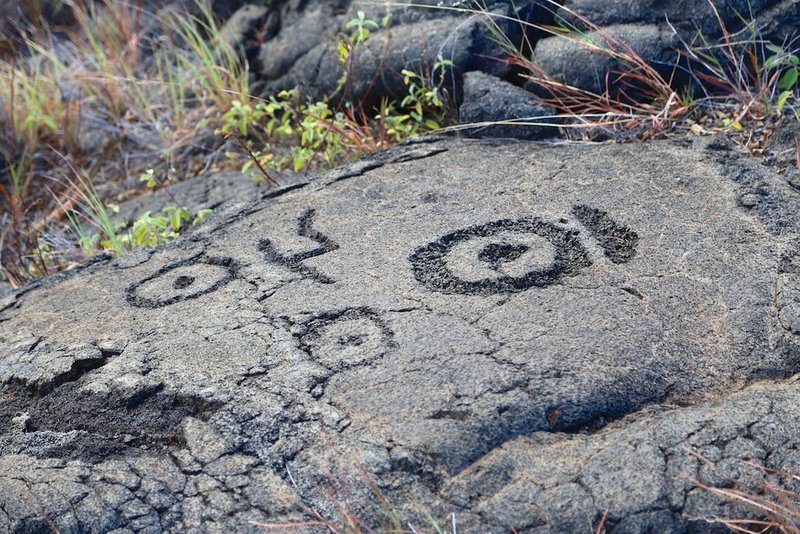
top-left (410, 208), bottom-right (639, 295)
top-left (410, 218), bottom-right (591, 296)
top-left (572, 205), bottom-right (638, 264)
top-left (297, 308), bottom-right (394, 371)
top-left (259, 208), bottom-right (340, 284)
top-left (127, 256), bottom-right (239, 308)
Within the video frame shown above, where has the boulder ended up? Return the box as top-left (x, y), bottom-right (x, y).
top-left (255, 4), bottom-right (342, 83)
top-left (219, 4), bottom-right (270, 62)
top-left (2, 136), bottom-right (800, 530)
top-left (558, 0), bottom-right (782, 38)
top-left (459, 71), bottom-right (556, 139)
top-left (0, 0), bottom-right (74, 51)
top-left (257, 2), bottom-right (551, 107)
top-left (530, 23), bottom-right (681, 96)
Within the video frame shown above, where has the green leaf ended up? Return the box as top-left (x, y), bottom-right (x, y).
top-left (41, 115), bottom-right (58, 131)
top-left (779, 67), bottom-right (798, 91)
top-left (338, 40), bottom-right (350, 63)
top-left (193, 209), bottom-right (212, 224)
top-left (777, 90), bottom-right (792, 113)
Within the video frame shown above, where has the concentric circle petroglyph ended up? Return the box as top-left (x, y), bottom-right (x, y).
top-left (297, 308), bottom-right (394, 371)
top-left (409, 218), bottom-right (591, 295)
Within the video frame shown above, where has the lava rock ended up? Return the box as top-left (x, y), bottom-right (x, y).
top-left (258, 2), bottom-right (549, 108)
top-left (220, 4), bottom-right (270, 63)
top-left (558, 0), bottom-right (782, 37)
top-left (3, 138), bottom-right (800, 530)
top-left (459, 71), bottom-right (556, 139)
top-left (530, 23), bottom-right (680, 96)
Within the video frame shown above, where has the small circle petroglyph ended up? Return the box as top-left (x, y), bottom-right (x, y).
top-left (126, 256), bottom-right (239, 308)
top-left (297, 308), bottom-right (395, 372)
top-left (409, 217), bottom-right (592, 296)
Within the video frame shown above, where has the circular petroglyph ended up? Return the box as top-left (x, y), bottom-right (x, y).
top-left (298, 308), bottom-right (394, 371)
top-left (127, 256), bottom-right (239, 308)
top-left (409, 218), bottom-right (591, 295)
top-left (446, 232), bottom-right (559, 283)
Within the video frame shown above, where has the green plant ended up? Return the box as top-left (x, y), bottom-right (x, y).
top-left (339, 11), bottom-right (381, 63)
top-left (55, 164), bottom-right (126, 256)
top-left (221, 71), bottom-right (451, 178)
top-left (388, 55), bottom-right (453, 136)
top-left (139, 168), bottom-right (158, 189)
top-left (335, 10), bottom-right (390, 93)
top-left (766, 44), bottom-right (800, 115)
top-left (117, 206), bottom-right (212, 250)
top-left (61, 179), bottom-right (212, 255)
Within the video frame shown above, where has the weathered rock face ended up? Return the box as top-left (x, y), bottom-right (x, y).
top-left (530, 23), bottom-right (681, 96)
top-left (459, 71), bottom-right (555, 139)
top-left (2, 136), bottom-right (800, 531)
top-left (257, 2), bottom-right (534, 109)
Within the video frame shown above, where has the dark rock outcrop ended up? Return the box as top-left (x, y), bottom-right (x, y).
top-left (529, 23), bottom-right (681, 96)
top-left (459, 70), bottom-right (555, 139)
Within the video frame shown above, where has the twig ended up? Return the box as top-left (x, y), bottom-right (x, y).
top-left (228, 134), bottom-right (279, 186)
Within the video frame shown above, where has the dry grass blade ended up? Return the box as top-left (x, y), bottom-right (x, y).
top-left (0, 0), bottom-right (260, 282)
top-left (693, 460), bottom-right (800, 534)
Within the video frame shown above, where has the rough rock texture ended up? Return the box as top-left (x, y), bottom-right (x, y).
top-left (3, 136), bottom-right (800, 531)
top-left (459, 71), bottom-right (555, 139)
top-left (115, 170), bottom-right (299, 224)
top-left (219, 3), bottom-right (269, 64)
top-left (259, 4), bottom-right (533, 109)
top-left (245, 0), bottom-right (557, 107)
top-left (243, 0), bottom-right (800, 114)
top-left (529, 0), bottom-right (800, 100)
top-left (530, 23), bottom-right (681, 96)
top-left (559, 0), bottom-right (785, 39)
top-left (0, 0), bottom-right (73, 34)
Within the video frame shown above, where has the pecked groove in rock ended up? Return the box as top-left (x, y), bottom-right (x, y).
top-left (2, 137), bottom-right (800, 531)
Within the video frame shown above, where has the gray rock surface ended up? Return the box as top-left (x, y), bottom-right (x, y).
top-left (115, 169), bottom-right (299, 224)
top-left (219, 3), bottom-right (269, 63)
top-left (246, 0), bottom-right (800, 115)
top-left (459, 71), bottom-right (556, 139)
top-left (250, 1), bottom-right (554, 108)
top-left (2, 136), bottom-right (800, 531)
top-left (530, 23), bottom-right (680, 96)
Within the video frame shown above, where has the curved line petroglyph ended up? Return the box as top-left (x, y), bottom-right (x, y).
top-left (259, 208), bottom-right (340, 284)
top-left (409, 217), bottom-right (592, 296)
top-left (296, 307), bottom-right (395, 372)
